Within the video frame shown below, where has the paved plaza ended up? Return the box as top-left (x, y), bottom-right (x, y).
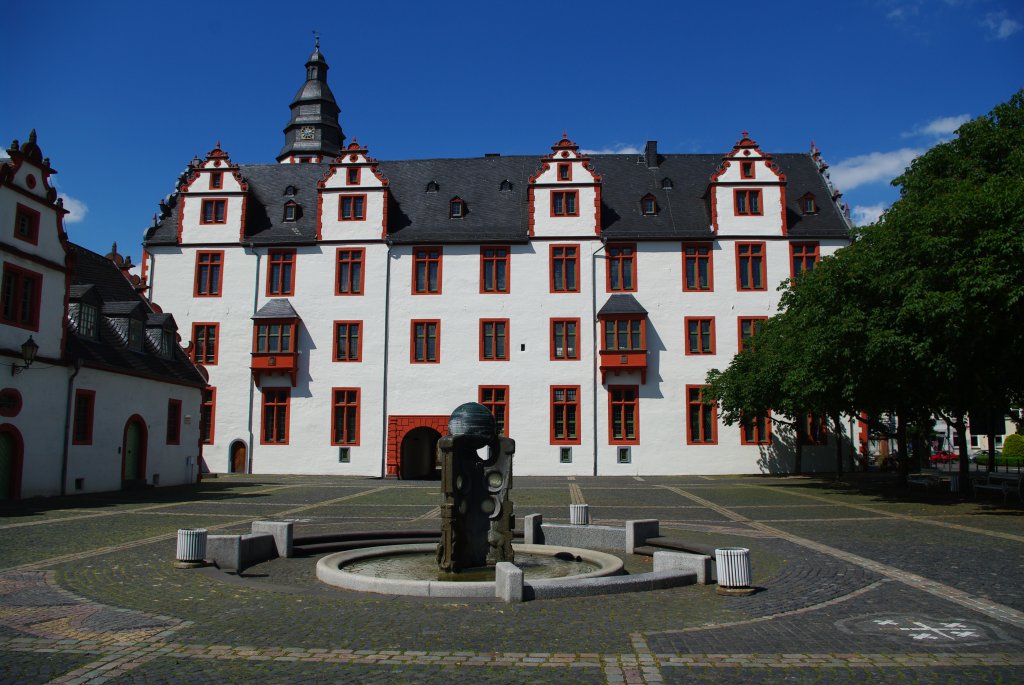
top-left (1, 473), bottom-right (1023, 684)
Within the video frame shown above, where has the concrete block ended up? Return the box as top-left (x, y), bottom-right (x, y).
top-left (523, 514), bottom-right (544, 545)
top-left (625, 519), bottom-right (659, 554)
top-left (541, 523), bottom-right (625, 551)
top-left (206, 534), bottom-right (242, 571)
top-left (252, 521), bottom-right (293, 558)
top-left (495, 562), bottom-right (524, 603)
top-left (653, 550), bottom-right (713, 584)
top-left (240, 533), bottom-right (276, 570)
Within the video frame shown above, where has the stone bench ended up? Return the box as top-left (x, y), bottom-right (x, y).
top-left (206, 521), bottom-right (293, 572)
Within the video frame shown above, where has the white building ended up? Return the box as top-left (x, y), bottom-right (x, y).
top-left (142, 45), bottom-right (854, 478)
top-left (0, 131), bottom-right (206, 499)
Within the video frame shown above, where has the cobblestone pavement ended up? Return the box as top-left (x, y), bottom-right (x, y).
top-left (1, 474), bottom-right (1023, 684)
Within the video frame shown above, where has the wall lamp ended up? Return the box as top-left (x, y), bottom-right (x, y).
top-left (11, 336), bottom-right (39, 376)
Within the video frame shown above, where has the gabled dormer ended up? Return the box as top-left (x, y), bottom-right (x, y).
top-left (145, 313), bottom-right (179, 360)
top-left (708, 132), bottom-right (787, 236)
top-left (68, 285), bottom-right (102, 340)
top-left (1, 130), bottom-right (69, 267)
top-left (528, 133), bottom-right (602, 238)
top-left (251, 299), bottom-right (301, 386)
top-left (176, 143), bottom-right (249, 244)
top-left (317, 140), bottom-right (389, 241)
top-left (102, 301), bottom-right (147, 352)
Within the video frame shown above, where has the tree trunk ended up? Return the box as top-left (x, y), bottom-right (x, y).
top-left (833, 412), bottom-right (844, 481)
top-left (954, 413), bottom-right (971, 499)
top-left (896, 412), bottom-right (909, 488)
top-left (794, 414), bottom-right (805, 475)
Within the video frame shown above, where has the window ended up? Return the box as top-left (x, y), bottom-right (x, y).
top-left (14, 204), bottom-right (40, 244)
top-left (339, 194), bottom-right (366, 221)
top-left (737, 317), bottom-right (767, 353)
top-left (194, 251), bottom-right (223, 297)
top-left (210, 172), bottom-right (223, 189)
top-left (606, 244), bottom-right (636, 292)
top-left (550, 245), bottom-right (579, 292)
top-left (283, 203), bottom-right (297, 222)
top-left (560, 447), bottom-right (572, 463)
top-left (683, 242), bottom-right (714, 292)
top-left (790, 242), bottom-right (820, 279)
top-left (551, 386), bottom-right (581, 444)
top-left (160, 330), bottom-right (175, 358)
top-left (128, 318), bottom-right (144, 351)
top-left (336, 248), bottom-right (364, 295)
top-left (734, 189), bottom-right (762, 216)
top-left (333, 321), bottom-right (362, 362)
top-left (801, 193), bottom-right (817, 214)
top-left (557, 163), bottom-right (571, 181)
top-left (347, 167), bottom-right (360, 185)
top-left (640, 194), bottom-right (657, 216)
top-left (1, 263), bottom-right (41, 330)
top-left (191, 323), bottom-right (219, 364)
top-left (77, 303), bottom-right (98, 338)
top-left (411, 320), bottom-right (440, 363)
top-left (609, 386), bottom-right (639, 444)
top-left (551, 190), bottom-right (579, 217)
top-left (480, 319), bottom-right (509, 361)
top-left (480, 246), bottom-right (510, 293)
top-left (449, 198), bottom-right (464, 218)
top-left (686, 385), bottom-right (718, 445)
top-left (200, 388), bottom-right (216, 445)
top-left (740, 412), bottom-right (771, 445)
top-left (617, 447), bottom-right (632, 464)
top-left (551, 318), bottom-right (580, 360)
top-left (736, 242), bottom-right (766, 291)
top-left (479, 386), bottom-right (509, 435)
top-left (72, 389), bottom-right (95, 445)
top-left (166, 399), bottom-right (182, 445)
top-left (603, 317), bottom-right (643, 351)
top-left (267, 249), bottom-right (296, 296)
top-left (412, 246), bottom-right (442, 294)
top-left (801, 414), bottom-right (828, 445)
top-left (740, 161), bottom-right (754, 179)
top-left (685, 317), bottom-right (716, 355)
top-left (331, 388), bottom-right (360, 445)
top-left (254, 322), bottom-right (293, 353)
top-left (200, 199), bottom-right (227, 224)
top-left (261, 389), bottom-right (290, 445)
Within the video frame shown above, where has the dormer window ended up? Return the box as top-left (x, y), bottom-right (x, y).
top-left (128, 318), bottom-right (144, 352)
top-left (660, 178), bottom-right (674, 190)
top-left (210, 172), bottom-right (223, 189)
top-left (78, 303), bottom-right (97, 338)
top-left (426, 180), bottom-right (439, 193)
top-left (449, 197), bottom-right (465, 219)
top-left (640, 194), bottom-right (658, 216)
top-left (741, 161), bottom-right (754, 179)
top-left (558, 163), bottom-right (572, 181)
top-left (284, 185), bottom-right (297, 196)
top-left (160, 330), bottom-right (175, 358)
top-left (500, 179), bottom-right (513, 192)
top-left (283, 201), bottom-right (298, 222)
top-left (347, 167), bottom-right (360, 185)
top-left (201, 199), bottom-right (227, 224)
top-left (801, 193), bottom-right (818, 214)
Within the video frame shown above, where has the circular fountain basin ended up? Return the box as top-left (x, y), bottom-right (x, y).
top-left (316, 543), bottom-right (624, 598)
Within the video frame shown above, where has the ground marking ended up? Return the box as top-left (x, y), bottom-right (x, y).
top-left (569, 483), bottom-right (586, 505)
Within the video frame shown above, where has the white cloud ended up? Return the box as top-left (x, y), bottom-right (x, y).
top-left (829, 148), bottom-right (922, 191)
top-left (851, 203), bottom-right (888, 226)
top-left (580, 144), bottom-right (642, 155)
top-left (982, 11), bottom-right (1022, 40)
top-left (901, 114), bottom-right (970, 139)
top-left (58, 193), bottom-right (88, 224)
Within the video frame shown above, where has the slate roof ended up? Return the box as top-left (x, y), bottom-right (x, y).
top-left (66, 244), bottom-right (206, 388)
top-left (144, 150), bottom-right (850, 247)
top-left (252, 298), bottom-right (299, 319)
top-left (598, 294), bottom-right (649, 317)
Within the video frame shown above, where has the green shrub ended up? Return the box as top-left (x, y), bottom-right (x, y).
top-left (1003, 433), bottom-right (1024, 459)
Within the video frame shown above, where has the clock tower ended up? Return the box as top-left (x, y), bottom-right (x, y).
top-left (276, 38), bottom-right (345, 163)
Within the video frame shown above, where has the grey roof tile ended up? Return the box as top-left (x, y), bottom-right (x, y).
top-left (598, 294), bottom-right (649, 317)
top-left (253, 298), bottom-right (299, 319)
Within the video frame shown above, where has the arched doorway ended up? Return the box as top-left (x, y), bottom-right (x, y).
top-left (230, 440), bottom-right (247, 474)
top-left (0, 425), bottom-right (23, 500)
top-left (122, 415), bottom-right (148, 485)
top-left (400, 427), bottom-right (441, 480)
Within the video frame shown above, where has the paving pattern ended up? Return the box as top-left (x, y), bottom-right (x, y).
top-left (1, 474), bottom-right (1023, 684)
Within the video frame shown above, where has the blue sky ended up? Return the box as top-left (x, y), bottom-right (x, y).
top-left (2, 0), bottom-right (1021, 263)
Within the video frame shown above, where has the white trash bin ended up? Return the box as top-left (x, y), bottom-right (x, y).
top-left (175, 528), bottom-right (208, 568)
top-left (715, 547), bottom-right (754, 595)
top-left (569, 503), bottom-right (590, 525)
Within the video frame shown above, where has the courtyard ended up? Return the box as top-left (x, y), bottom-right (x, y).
top-left (1, 474), bottom-right (1023, 684)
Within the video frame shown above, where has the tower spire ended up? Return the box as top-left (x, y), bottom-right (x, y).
top-left (276, 40), bottom-right (344, 163)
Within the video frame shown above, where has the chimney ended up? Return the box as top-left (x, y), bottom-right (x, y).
top-left (644, 140), bottom-right (659, 168)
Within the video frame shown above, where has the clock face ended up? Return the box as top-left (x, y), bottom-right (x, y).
top-left (299, 126), bottom-right (315, 140)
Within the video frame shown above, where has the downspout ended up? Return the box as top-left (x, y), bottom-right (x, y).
top-left (591, 237), bottom-right (608, 477)
top-left (145, 251), bottom-right (156, 304)
top-left (60, 358), bottom-right (82, 496)
top-left (246, 243), bottom-right (260, 474)
top-left (380, 236), bottom-right (394, 479)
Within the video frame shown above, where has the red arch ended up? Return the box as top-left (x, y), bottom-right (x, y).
top-left (386, 415), bottom-right (448, 477)
top-left (121, 414), bottom-right (148, 482)
top-left (0, 423), bottom-right (24, 500)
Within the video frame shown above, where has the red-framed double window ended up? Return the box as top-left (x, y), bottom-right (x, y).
top-left (734, 189), bottom-right (762, 216)
top-left (261, 389), bottom-right (290, 445)
top-left (267, 249), bottom-right (296, 296)
top-left (685, 317), bottom-right (716, 355)
top-left (339, 194), bottom-right (366, 221)
top-left (200, 199), bottom-right (227, 224)
top-left (200, 388), bottom-right (216, 445)
top-left (413, 246), bottom-right (442, 294)
top-left (480, 319), bottom-right (509, 361)
top-left (333, 321), bottom-right (362, 362)
top-left (411, 320), bottom-right (440, 363)
top-left (686, 385), bottom-right (718, 445)
top-left (609, 385), bottom-right (639, 444)
top-left (480, 246), bottom-right (510, 293)
top-left (551, 190), bottom-right (579, 217)
top-left (336, 248), bottom-right (365, 295)
top-left (606, 243), bottom-right (636, 292)
top-left (551, 385), bottom-right (581, 445)
top-left (602, 317), bottom-right (645, 352)
top-left (551, 318), bottom-right (580, 360)
top-left (479, 385), bottom-right (509, 436)
top-left (331, 388), bottom-right (360, 446)
top-left (736, 242), bottom-right (766, 291)
top-left (790, 242), bottom-right (820, 279)
top-left (191, 323), bottom-right (219, 365)
top-left (0, 263), bottom-right (42, 330)
top-left (14, 204), bottom-right (40, 244)
top-left (550, 244), bottom-right (579, 293)
top-left (194, 251), bottom-right (224, 297)
top-left (71, 389), bottom-right (95, 445)
top-left (683, 242), bottom-right (713, 292)
top-left (740, 411), bottom-right (771, 445)
top-left (737, 317), bottom-right (768, 353)
top-left (166, 399), bottom-right (182, 445)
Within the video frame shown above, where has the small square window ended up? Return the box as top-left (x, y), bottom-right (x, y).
top-left (558, 163), bottom-right (571, 181)
top-left (347, 167), bottom-right (360, 185)
top-left (741, 161), bottom-right (754, 179)
top-left (74, 478), bottom-right (84, 491)
top-left (559, 447), bottom-right (572, 463)
top-left (210, 172), bottom-right (223, 189)
top-left (617, 447), bottom-right (631, 464)
top-left (339, 447), bottom-right (351, 463)
top-left (450, 198), bottom-right (464, 218)
top-left (14, 205), bottom-right (40, 244)
top-left (284, 204), bottom-right (297, 222)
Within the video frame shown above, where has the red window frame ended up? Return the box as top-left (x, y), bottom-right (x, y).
top-left (200, 199), bottom-right (227, 224)
top-left (449, 198), bottom-right (464, 218)
top-left (335, 248), bottom-right (365, 295)
top-left (551, 190), bottom-right (579, 217)
top-left (686, 385), bottom-right (718, 445)
top-left (166, 399), bottom-right (182, 445)
top-left (412, 246), bottom-right (442, 294)
top-left (801, 414), bottom-right (828, 445)
top-left (790, 242), bottom-right (820, 279)
top-left (606, 243), bottom-right (636, 292)
top-left (194, 251), bottom-right (224, 297)
top-left (0, 263), bottom-right (42, 331)
top-left (411, 319), bottom-right (440, 363)
top-left (14, 204), bottom-right (40, 245)
top-left (609, 385), bottom-right (639, 445)
top-left (479, 385), bottom-right (509, 436)
top-left (737, 316), bottom-right (768, 353)
top-left (480, 246), bottom-right (510, 294)
top-left (347, 167), bottom-right (361, 186)
top-left (549, 244), bottom-right (580, 293)
top-left (685, 317), bottom-right (716, 355)
top-left (550, 318), bottom-right (580, 360)
top-left (740, 411), bottom-right (772, 445)
top-left (682, 242), bottom-right (714, 292)
top-left (209, 171), bottom-right (223, 189)
top-left (339, 194), bottom-right (367, 221)
top-left (602, 316), bottom-right (645, 351)
top-left (191, 323), bottom-right (219, 365)
top-left (71, 389), bottom-right (95, 445)
top-left (480, 319), bottom-right (509, 361)
top-left (261, 388), bottom-right (290, 445)
top-left (200, 387), bottom-right (216, 445)
top-left (735, 242), bottom-right (766, 291)
top-left (333, 320), bottom-right (362, 362)
top-left (734, 189), bottom-right (762, 216)
top-left (557, 163), bottom-right (572, 181)
top-left (253, 321), bottom-right (295, 353)
top-left (331, 387), bottom-right (360, 446)
top-left (551, 385), bottom-right (581, 445)
top-left (267, 249), bottom-right (296, 296)
top-left (740, 161), bottom-right (755, 179)
top-left (640, 194), bottom-right (657, 216)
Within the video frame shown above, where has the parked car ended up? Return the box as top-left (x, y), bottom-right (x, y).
top-left (930, 450), bottom-right (958, 464)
